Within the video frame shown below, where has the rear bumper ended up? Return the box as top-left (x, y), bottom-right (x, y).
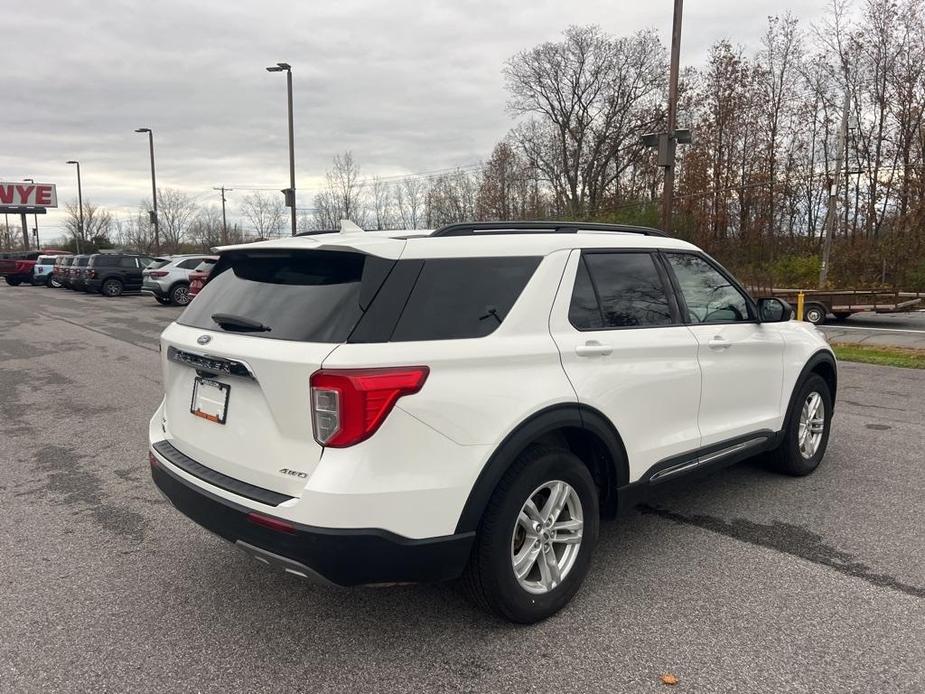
top-left (84, 279), bottom-right (102, 292)
top-left (142, 281), bottom-right (168, 297)
top-left (150, 452), bottom-right (475, 586)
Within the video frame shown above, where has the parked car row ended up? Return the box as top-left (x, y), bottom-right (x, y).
top-left (0, 251), bottom-right (220, 305)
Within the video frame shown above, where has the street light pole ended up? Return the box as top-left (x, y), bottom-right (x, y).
top-left (135, 128), bottom-right (161, 255)
top-left (23, 178), bottom-right (39, 248)
top-left (266, 62), bottom-right (297, 236)
top-left (65, 161), bottom-right (84, 253)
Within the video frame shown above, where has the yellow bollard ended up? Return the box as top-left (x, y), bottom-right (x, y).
top-left (796, 292), bottom-right (805, 321)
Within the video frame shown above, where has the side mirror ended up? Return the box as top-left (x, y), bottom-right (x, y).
top-left (757, 297), bottom-right (792, 323)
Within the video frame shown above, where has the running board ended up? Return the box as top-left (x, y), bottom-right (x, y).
top-left (649, 435), bottom-right (769, 483)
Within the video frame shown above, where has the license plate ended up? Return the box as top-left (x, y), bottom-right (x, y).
top-left (190, 377), bottom-right (230, 424)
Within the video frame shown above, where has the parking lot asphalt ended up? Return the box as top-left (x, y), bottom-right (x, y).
top-left (1, 284), bottom-right (923, 694)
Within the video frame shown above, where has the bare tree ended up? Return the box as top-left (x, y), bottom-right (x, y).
top-left (370, 176), bottom-right (395, 229)
top-left (314, 152), bottom-right (367, 228)
top-left (505, 25), bottom-right (667, 216)
top-left (240, 192), bottom-right (285, 240)
top-left (156, 188), bottom-right (199, 252)
top-left (63, 199), bottom-right (114, 248)
top-left (395, 177), bottom-right (427, 229)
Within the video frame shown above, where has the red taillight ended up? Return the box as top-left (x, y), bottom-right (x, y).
top-left (310, 367), bottom-right (429, 448)
top-left (149, 270), bottom-right (169, 278)
top-left (148, 451), bottom-right (159, 468)
top-left (86, 270), bottom-right (97, 279)
top-left (247, 512), bottom-right (296, 534)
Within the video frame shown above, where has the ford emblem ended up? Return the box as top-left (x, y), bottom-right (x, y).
top-left (197, 335), bottom-right (212, 345)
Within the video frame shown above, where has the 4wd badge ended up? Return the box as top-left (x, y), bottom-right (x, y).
top-left (279, 468), bottom-right (308, 479)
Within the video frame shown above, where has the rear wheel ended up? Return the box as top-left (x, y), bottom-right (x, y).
top-left (768, 374), bottom-right (832, 476)
top-left (48, 275), bottom-right (62, 288)
top-left (462, 446), bottom-right (598, 623)
top-left (803, 303), bottom-right (827, 325)
top-left (101, 278), bottom-right (124, 297)
top-left (5, 277), bottom-right (22, 286)
top-left (170, 283), bottom-right (191, 306)
top-left (833, 312), bottom-right (851, 322)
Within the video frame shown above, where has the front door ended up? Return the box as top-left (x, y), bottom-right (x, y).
top-left (549, 249), bottom-right (702, 482)
top-left (662, 252), bottom-right (784, 445)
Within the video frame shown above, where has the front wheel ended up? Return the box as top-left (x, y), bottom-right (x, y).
top-left (462, 446), bottom-right (599, 623)
top-left (769, 374), bottom-right (833, 476)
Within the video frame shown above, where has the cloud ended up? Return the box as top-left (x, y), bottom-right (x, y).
top-left (2, 0), bottom-right (827, 239)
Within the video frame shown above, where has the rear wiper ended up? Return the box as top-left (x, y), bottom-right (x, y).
top-left (211, 313), bottom-right (271, 332)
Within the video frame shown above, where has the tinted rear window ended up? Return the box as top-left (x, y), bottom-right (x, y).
top-left (389, 257), bottom-right (540, 341)
top-left (74, 257), bottom-right (89, 267)
top-left (178, 250), bottom-right (388, 342)
top-left (147, 259), bottom-right (170, 270)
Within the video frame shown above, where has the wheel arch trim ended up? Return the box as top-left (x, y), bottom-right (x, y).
top-left (454, 403), bottom-right (629, 534)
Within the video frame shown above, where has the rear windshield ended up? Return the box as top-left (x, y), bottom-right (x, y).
top-left (37, 257), bottom-right (57, 264)
top-left (74, 257), bottom-right (89, 267)
top-left (178, 250), bottom-right (382, 342)
top-left (147, 259), bottom-right (171, 270)
top-left (178, 250), bottom-right (541, 343)
top-left (59, 258), bottom-right (72, 266)
top-left (193, 259), bottom-right (217, 272)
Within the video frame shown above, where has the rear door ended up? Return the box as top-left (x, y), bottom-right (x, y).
top-left (549, 249), bottom-right (702, 481)
top-left (663, 252), bottom-right (784, 445)
top-left (159, 248), bottom-right (396, 497)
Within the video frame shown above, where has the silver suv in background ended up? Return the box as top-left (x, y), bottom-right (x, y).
top-left (142, 255), bottom-right (214, 306)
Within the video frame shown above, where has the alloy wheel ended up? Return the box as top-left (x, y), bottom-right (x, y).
top-left (510, 480), bottom-right (583, 594)
top-left (798, 391), bottom-right (825, 459)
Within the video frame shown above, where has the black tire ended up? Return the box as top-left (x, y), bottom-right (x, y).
top-left (803, 303), bottom-right (827, 325)
top-left (5, 277), bottom-right (22, 286)
top-left (101, 278), bottom-right (124, 297)
top-left (768, 374), bottom-right (833, 476)
top-left (462, 445), bottom-right (599, 623)
top-left (48, 275), bottom-right (62, 288)
top-left (155, 296), bottom-right (173, 305)
top-left (169, 282), bottom-right (191, 306)
top-left (833, 312), bottom-right (851, 322)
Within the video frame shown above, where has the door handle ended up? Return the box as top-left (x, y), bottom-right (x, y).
top-left (707, 336), bottom-right (731, 350)
top-left (575, 340), bottom-right (613, 357)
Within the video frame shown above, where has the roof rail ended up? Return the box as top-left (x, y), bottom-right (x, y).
top-left (430, 221), bottom-right (667, 238)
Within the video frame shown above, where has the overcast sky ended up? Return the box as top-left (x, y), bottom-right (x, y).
top-left (3, 0), bottom-right (828, 241)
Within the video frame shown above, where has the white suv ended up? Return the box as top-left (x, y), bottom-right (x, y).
top-left (148, 221), bottom-right (836, 623)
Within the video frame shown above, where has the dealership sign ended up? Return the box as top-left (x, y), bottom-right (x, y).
top-left (0, 182), bottom-right (57, 208)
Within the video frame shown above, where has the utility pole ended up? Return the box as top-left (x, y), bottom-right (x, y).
top-left (641, 0), bottom-right (691, 233)
top-left (818, 91), bottom-right (850, 288)
top-left (662, 0), bottom-right (683, 232)
top-left (213, 186), bottom-right (233, 244)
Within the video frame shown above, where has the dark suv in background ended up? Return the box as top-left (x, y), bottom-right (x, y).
top-left (85, 253), bottom-right (159, 296)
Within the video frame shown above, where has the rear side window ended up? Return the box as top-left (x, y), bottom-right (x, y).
top-left (179, 250), bottom-right (390, 343)
top-left (389, 257), bottom-right (540, 341)
top-left (569, 252), bottom-right (673, 329)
